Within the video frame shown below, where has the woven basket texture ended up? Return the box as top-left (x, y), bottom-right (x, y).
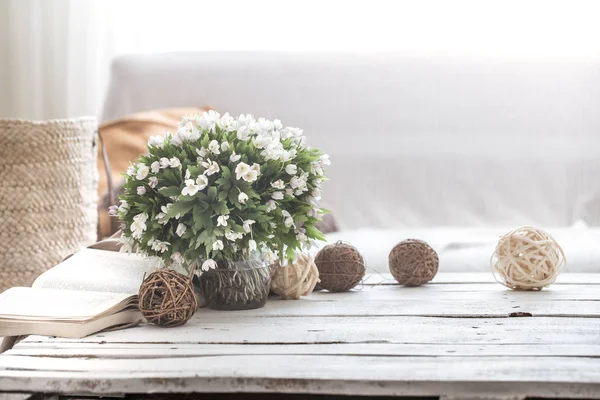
top-left (0, 118), bottom-right (98, 292)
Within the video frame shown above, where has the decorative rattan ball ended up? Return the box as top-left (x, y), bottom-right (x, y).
top-left (389, 239), bottom-right (439, 286)
top-left (138, 269), bottom-right (197, 327)
top-left (271, 253), bottom-right (320, 299)
top-left (491, 225), bottom-right (565, 291)
top-left (315, 242), bottom-right (365, 292)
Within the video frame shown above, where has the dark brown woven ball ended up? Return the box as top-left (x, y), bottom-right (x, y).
top-left (315, 242), bottom-right (365, 292)
top-left (138, 269), bottom-right (196, 327)
top-left (389, 239), bottom-right (439, 286)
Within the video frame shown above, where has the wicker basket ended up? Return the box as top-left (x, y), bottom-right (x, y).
top-left (0, 118), bottom-right (98, 292)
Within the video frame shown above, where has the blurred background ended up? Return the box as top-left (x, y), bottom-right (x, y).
top-left (1, 0), bottom-right (600, 277)
top-left (2, 0), bottom-right (600, 120)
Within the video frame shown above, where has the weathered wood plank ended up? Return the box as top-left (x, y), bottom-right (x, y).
top-left (7, 343), bottom-right (600, 358)
top-left (365, 273), bottom-right (600, 285)
top-left (16, 316), bottom-right (600, 345)
top-left (342, 282), bottom-right (600, 298)
top-left (0, 356), bottom-right (599, 397)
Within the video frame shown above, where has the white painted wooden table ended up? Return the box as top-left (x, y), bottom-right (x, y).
top-left (0, 273), bottom-right (599, 399)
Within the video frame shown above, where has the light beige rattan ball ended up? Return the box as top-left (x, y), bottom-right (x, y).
top-left (271, 253), bottom-right (320, 299)
top-left (389, 239), bottom-right (439, 286)
top-left (491, 225), bottom-right (565, 291)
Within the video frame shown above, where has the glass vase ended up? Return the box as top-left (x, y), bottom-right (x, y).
top-left (198, 254), bottom-right (271, 310)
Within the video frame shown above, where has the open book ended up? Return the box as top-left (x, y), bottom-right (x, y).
top-left (0, 249), bottom-right (157, 339)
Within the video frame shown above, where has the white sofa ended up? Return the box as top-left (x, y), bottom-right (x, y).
top-left (102, 52), bottom-right (600, 273)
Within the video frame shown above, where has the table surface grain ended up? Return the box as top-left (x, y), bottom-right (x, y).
top-left (0, 272), bottom-right (599, 400)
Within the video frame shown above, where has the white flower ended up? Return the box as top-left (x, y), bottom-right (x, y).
top-left (219, 113), bottom-right (237, 131)
top-left (266, 200), bottom-right (277, 212)
top-left (248, 239), bottom-right (257, 252)
top-left (137, 186), bottom-right (147, 195)
top-left (285, 164), bottom-right (297, 175)
top-left (225, 231), bottom-right (243, 241)
top-left (197, 110), bottom-right (220, 132)
top-left (217, 215), bottom-right (229, 227)
top-left (108, 205), bottom-right (118, 216)
top-left (134, 212), bottom-right (148, 223)
top-left (208, 140), bottom-right (221, 155)
top-left (243, 219), bottom-right (255, 233)
top-left (284, 217), bottom-right (294, 228)
top-left (150, 161), bottom-right (160, 174)
top-left (159, 157), bottom-right (171, 169)
top-left (196, 147), bottom-right (208, 158)
top-left (271, 180), bottom-right (285, 189)
top-left (221, 141), bottom-right (230, 152)
top-left (171, 252), bottom-right (184, 265)
top-left (169, 157), bottom-right (181, 168)
top-left (136, 164), bottom-right (149, 180)
top-left (311, 188), bottom-right (322, 200)
top-left (296, 232), bottom-right (308, 242)
top-left (290, 175), bottom-right (307, 190)
top-left (235, 162), bottom-right (251, 180)
top-left (156, 204), bottom-right (172, 224)
top-left (238, 192), bottom-right (249, 204)
top-left (126, 165), bottom-right (136, 176)
top-left (281, 127), bottom-right (303, 139)
top-left (202, 159), bottom-right (220, 176)
top-left (176, 223), bottom-right (187, 237)
top-left (148, 176), bottom-right (158, 188)
top-left (252, 135), bottom-right (272, 149)
top-left (148, 135), bottom-right (164, 149)
top-left (285, 188), bottom-right (294, 197)
top-left (236, 125), bottom-right (251, 141)
top-left (131, 213), bottom-right (148, 238)
top-left (196, 174), bottom-right (209, 190)
top-left (152, 240), bottom-right (170, 253)
top-left (131, 228), bottom-right (143, 240)
top-left (119, 235), bottom-right (133, 253)
top-left (311, 162), bottom-right (324, 176)
top-left (272, 191), bottom-right (284, 200)
top-left (185, 169), bottom-right (191, 179)
top-left (242, 169), bottom-right (258, 183)
top-left (320, 154), bottom-right (331, 165)
top-left (118, 200), bottom-right (129, 214)
top-left (281, 210), bottom-right (291, 217)
top-left (273, 119), bottom-right (283, 130)
top-left (230, 152), bottom-right (241, 163)
top-left (212, 240), bottom-right (224, 251)
top-left (202, 259), bottom-right (218, 271)
top-left (173, 126), bottom-right (200, 145)
top-left (294, 189), bottom-right (304, 196)
top-left (182, 179), bottom-right (200, 196)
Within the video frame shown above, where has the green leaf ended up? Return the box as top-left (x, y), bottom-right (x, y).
top-left (159, 186), bottom-right (181, 197)
top-left (193, 204), bottom-right (205, 232)
top-left (207, 186), bottom-right (217, 202)
top-left (221, 165), bottom-right (231, 180)
top-left (166, 201), bottom-right (195, 219)
top-left (217, 190), bottom-right (229, 201)
top-left (212, 201), bottom-right (229, 215)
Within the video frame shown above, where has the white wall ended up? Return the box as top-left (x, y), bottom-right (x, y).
top-left (1, 0), bottom-right (600, 120)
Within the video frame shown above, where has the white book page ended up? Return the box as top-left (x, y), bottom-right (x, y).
top-left (0, 287), bottom-right (133, 319)
top-left (32, 249), bottom-right (158, 294)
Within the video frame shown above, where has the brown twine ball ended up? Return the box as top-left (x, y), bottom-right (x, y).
top-left (271, 253), bottom-right (320, 299)
top-left (491, 225), bottom-right (565, 291)
top-left (138, 269), bottom-right (197, 327)
top-left (315, 242), bottom-right (365, 292)
top-left (389, 239), bottom-right (439, 286)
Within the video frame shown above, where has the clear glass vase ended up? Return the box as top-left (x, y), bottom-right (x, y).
top-left (198, 254), bottom-right (271, 310)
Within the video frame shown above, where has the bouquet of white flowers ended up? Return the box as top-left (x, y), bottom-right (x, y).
top-left (112, 111), bottom-right (329, 278)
